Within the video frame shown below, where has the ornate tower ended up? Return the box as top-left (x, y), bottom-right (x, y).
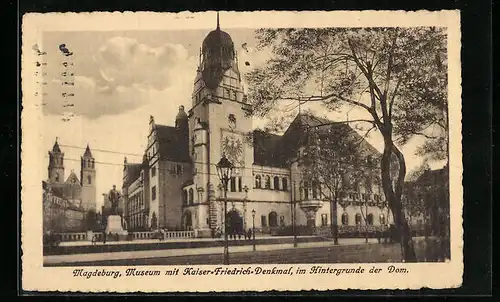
top-left (80, 144), bottom-right (96, 211)
top-left (48, 138), bottom-right (64, 183)
top-left (188, 13), bottom-right (253, 230)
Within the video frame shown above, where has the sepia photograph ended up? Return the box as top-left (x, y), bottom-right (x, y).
top-left (21, 10), bottom-right (462, 292)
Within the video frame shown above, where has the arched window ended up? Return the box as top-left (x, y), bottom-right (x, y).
top-left (265, 176), bottom-right (271, 189)
top-left (312, 180), bottom-right (318, 199)
top-left (379, 213), bottom-right (386, 225)
top-left (342, 213), bottom-right (349, 225)
top-left (188, 188), bottom-right (194, 205)
top-left (55, 173), bottom-right (59, 182)
top-left (303, 181), bottom-right (309, 199)
top-left (87, 175), bottom-right (91, 184)
top-left (273, 176), bottom-right (280, 190)
top-left (355, 213), bottom-right (362, 225)
top-left (282, 178), bottom-right (288, 191)
top-left (255, 175), bottom-right (262, 188)
top-left (182, 190), bottom-right (188, 205)
top-left (268, 211), bottom-right (278, 227)
top-left (367, 213), bottom-right (374, 225)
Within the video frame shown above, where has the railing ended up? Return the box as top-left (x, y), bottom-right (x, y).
top-left (132, 230), bottom-right (195, 240)
top-left (58, 232), bottom-right (88, 241)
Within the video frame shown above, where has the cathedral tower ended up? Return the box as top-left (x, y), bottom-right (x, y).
top-left (80, 144), bottom-right (96, 211)
top-left (48, 138), bottom-right (64, 183)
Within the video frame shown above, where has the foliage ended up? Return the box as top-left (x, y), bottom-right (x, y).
top-left (246, 27), bottom-right (448, 261)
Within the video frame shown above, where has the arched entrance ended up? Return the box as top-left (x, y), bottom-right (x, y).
top-left (226, 209), bottom-right (243, 236)
top-left (268, 211), bottom-right (278, 227)
top-left (182, 211), bottom-right (193, 231)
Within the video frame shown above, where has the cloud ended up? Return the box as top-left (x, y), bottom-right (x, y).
top-left (94, 37), bottom-right (190, 90)
top-left (42, 37), bottom-right (196, 119)
top-left (43, 76), bottom-right (149, 119)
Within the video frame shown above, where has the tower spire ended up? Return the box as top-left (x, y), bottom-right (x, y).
top-left (216, 11), bottom-right (220, 29)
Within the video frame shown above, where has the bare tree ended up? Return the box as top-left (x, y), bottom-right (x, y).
top-left (247, 27), bottom-right (447, 261)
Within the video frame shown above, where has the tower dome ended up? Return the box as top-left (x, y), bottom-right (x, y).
top-left (200, 12), bottom-right (236, 89)
top-left (175, 105), bottom-right (188, 130)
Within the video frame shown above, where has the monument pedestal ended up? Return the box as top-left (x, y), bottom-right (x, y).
top-left (105, 215), bottom-right (128, 236)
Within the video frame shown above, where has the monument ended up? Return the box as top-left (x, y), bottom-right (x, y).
top-left (105, 185), bottom-right (128, 237)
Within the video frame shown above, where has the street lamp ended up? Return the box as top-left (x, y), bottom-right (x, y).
top-left (251, 209), bottom-right (256, 251)
top-left (216, 154), bottom-right (234, 265)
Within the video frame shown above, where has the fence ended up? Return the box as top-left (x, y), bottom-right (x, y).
top-left (55, 230), bottom-right (195, 242)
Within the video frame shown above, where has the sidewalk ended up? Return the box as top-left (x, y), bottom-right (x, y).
top-left (58, 234), bottom-right (299, 247)
top-left (44, 238), bottom-right (380, 265)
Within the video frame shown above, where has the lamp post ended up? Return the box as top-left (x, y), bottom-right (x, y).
top-left (216, 154), bottom-right (234, 265)
top-left (251, 209), bottom-right (256, 251)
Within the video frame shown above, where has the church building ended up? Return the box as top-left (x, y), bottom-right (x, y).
top-left (42, 139), bottom-right (98, 232)
top-left (122, 17), bottom-right (392, 237)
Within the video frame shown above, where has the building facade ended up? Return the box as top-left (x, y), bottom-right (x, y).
top-left (42, 140), bottom-right (97, 232)
top-left (122, 20), bottom-right (392, 237)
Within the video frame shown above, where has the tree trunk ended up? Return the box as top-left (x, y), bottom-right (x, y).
top-left (381, 136), bottom-right (417, 262)
top-left (365, 203), bottom-right (368, 243)
top-left (331, 196), bottom-right (339, 244)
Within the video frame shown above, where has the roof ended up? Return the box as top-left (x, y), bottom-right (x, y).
top-left (125, 163), bottom-right (143, 185)
top-left (83, 144), bottom-right (93, 158)
top-left (52, 140), bottom-right (61, 153)
top-left (416, 166), bottom-right (449, 185)
top-left (253, 130), bottom-right (287, 167)
top-left (253, 113), bottom-right (381, 168)
top-left (156, 125), bottom-right (191, 163)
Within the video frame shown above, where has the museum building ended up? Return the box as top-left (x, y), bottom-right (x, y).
top-left (122, 19), bottom-right (392, 237)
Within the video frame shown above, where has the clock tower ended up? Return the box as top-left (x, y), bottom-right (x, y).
top-left (187, 13), bottom-right (253, 231)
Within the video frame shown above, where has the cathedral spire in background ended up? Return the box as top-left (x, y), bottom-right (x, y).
top-left (216, 11), bottom-right (220, 30)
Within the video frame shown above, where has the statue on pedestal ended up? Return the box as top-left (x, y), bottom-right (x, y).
top-left (108, 185), bottom-right (121, 215)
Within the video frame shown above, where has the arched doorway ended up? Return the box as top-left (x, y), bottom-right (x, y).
top-left (183, 211), bottom-right (193, 231)
top-left (268, 211), bottom-right (278, 227)
top-left (226, 209), bottom-right (243, 235)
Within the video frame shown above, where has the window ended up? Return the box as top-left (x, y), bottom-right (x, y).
top-left (342, 213), bottom-right (349, 225)
top-left (87, 175), bottom-right (91, 184)
top-left (182, 190), bottom-right (188, 205)
top-left (379, 214), bottom-right (386, 225)
top-left (230, 177), bottom-right (236, 192)
top-left (151, 166), bottom-right (156, 177)
top-left (312, 181), bottom-right (318, 199)
top-left (238, 177), bottom-right (242, 192)
top-left (152, 186), bottom-right (157, 200)
top-left (268, 212), bottom-right (278, 227)
top-left (367, 213), bottom-right (374, 225)
top-left (321, 214), bottom-right (328, 226)
top-left (355, 213), bottom-right (362, 225)
top-left (189, 188), bottom-right (194, 205)
top-left (255, 175), bottom-right (262, 188)
top-left (228, 114), bottom-right (236, 129)
top-left (265, 176), bottom-right (271, 189)
top-left (176, 164), bottom-right (182, 176)
top-left (55, 173), bottom-right (59, 182)
top-left (304, 181), bottom-right (309, 199)
top-left (280, 215), bottom-right (285, 226)
top-left (282, 178), bottom-right (288, 191)
top-left (261, 215), bottom-right (267, 227)
top-left (273, 176), bottom-right (280, 190)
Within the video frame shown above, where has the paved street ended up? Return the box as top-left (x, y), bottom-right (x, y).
top-left (45, 238), bottom-right (385, 266)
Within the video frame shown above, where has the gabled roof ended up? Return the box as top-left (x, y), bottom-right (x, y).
top-left (156, 124), bottom-right (190, 163)
top-left (124, 163), bottom-right (143, 186)
top-left (65, 171), bottom-right (81, 186)
top-left (253, 113), bottom-right (381, 168)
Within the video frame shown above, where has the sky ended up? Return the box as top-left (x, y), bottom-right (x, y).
top-left (38, 26), bottom-right (446, 210)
